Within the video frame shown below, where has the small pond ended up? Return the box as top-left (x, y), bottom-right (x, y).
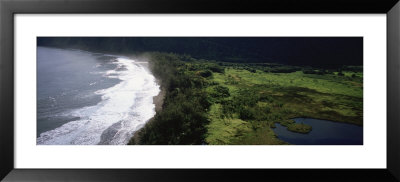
top-left (272, 118), bottom-right (363, 145)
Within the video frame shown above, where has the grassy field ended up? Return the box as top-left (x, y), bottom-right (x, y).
top-left (131, 52), bottom-right (363, 145)
top-left (200, 64), bottom-right (363, 145)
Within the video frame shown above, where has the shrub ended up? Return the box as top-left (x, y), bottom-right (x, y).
top-left (209, 65), bottom-right (224, 73)
top-left (238, 106), bottom-right (255, 120)
top-left (213, 86), bottom-right (230, 98)
top-left (199, 70), bottom-right (212, 78)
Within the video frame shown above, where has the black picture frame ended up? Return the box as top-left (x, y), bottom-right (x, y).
top-left (1, 0), bottom-right (399, 181)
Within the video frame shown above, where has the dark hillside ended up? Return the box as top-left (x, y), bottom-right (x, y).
top-left (38, 37), bottom-right (362, 68)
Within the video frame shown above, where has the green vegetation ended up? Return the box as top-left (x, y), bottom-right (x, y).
top-left (130, 52), bottom-right (363, 145)
top-left (205, 65), bottom-right (362, 144)
top-left (278, 119), bottom-right (312, 134)
top-left (129, 53), bottom-right (211, 144)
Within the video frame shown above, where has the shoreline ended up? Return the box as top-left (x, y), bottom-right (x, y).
top-left (134, 61), bottom-right (165, 113)
top-left (153, 79), bottom-right (165, 113)
top-left (128, 58), bottom-right (166, 145)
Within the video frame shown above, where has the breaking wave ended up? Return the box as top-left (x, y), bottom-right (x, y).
top-left (37, 57), bottom-right (160, 145)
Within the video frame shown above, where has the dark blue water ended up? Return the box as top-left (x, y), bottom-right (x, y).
top-left (272, 118), bottom-right (363, 145)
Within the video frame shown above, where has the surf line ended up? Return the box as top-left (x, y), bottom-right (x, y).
top-left (37, 57), bottom-right (160, 145)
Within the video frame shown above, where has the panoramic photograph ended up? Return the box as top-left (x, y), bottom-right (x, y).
top-left (36, 37), bottom-right (363, 145)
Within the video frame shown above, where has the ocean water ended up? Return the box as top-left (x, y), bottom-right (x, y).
top-left (36, 47), bottom-right (160, 145)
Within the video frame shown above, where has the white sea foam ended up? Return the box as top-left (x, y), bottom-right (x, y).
top-left (37, 57), bottom-right (160, 145)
